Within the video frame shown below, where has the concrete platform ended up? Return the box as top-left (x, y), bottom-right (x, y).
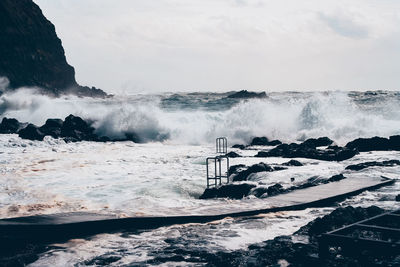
top-left (0, 177), bottom-right (395, 246)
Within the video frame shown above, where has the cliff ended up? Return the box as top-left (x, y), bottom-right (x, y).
top-left (0, 0), bottom-right (108, 97)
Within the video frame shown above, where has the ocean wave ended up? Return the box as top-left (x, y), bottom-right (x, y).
top-left (0, 89), bottom-right (400, 145)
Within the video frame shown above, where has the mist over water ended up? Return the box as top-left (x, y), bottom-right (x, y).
top-left (1, 89), bottom-right (400, 145)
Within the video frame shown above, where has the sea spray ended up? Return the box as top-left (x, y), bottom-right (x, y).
top-left (0, 90), bottom-right (400, 145)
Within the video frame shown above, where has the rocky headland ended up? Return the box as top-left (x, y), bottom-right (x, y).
top-left (0, 0), bottom-right (108, 97)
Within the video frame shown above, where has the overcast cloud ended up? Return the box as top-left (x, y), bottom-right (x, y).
top-left (34, 0), bottom-right (400, 94)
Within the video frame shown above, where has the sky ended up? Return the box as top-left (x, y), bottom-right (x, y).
top-left (34, 0), bottom-right (400, 94)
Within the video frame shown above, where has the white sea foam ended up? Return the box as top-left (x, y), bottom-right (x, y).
top-left (1, 90), bottom-right (400, 145)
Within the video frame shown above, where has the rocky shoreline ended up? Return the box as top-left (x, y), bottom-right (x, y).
top-left (0, 115), bottom-right (138, 142)
top-left (135, 206), bottom-right (399, 266)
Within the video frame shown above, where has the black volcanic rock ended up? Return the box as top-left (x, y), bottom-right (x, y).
top-left (302, 137), bottom-right (333, 148)
top-left (389, 135), bottom-right (400, 150)
top-left (227, 90), bottom-right (267, 99)
top-left (282, 159), bottom-right (303, 166)
top-left (61, 114), bottom-right (97, 141)
top-left (199, 183), bottom-right (256, 199)
top-left (345, 136), bottom-right (391, 152)
top-left (0, 117), bottom-right (25, 133)
top-left (0, 0), bottom-right (108, 97)
top-left (268, 140), bottom-right (282, 146)
top-left (250, 137), bottom-right (282, 146)
top-left (256, 142), bottom-right (357, 162)
top-left (345, 160), bottom-right (400, 171)
top-left (228, 164), bottom-right (246, 176)
top-left (225, 151), bottom-right (241, 158)
top-left (18, 123), bottom-right (44, 141)
top-left (250, 137), bottom-right (269, 146)
top-left (39, 118), bottom-right (63, 138)
top-left (232, 144), bottom-right (245, 149)
top-left (232, 163), bottom-right (275, 182)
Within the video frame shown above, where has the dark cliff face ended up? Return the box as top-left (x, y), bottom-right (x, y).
top-left (0, 0), bottom-right (108, 97)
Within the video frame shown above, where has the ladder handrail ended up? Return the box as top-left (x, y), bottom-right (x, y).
top-left (206, 155), bottom-right (230, 188)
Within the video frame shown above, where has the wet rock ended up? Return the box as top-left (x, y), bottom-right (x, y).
top-left (39, 118), bottom-right (63, 138)
top-left (199, 183), bottom-right (256, 199)
top-left (334, 148), bottom-right (358, 161)
top-left (226, 90), bottom-right (267, 99)
top-left (232, 163), bottom-right (275, 182)
top-left (0, 117), bottom-right (25, 133)
top-left (295, 206), bottom-right (384, 239)
top-left (282, 159), bottom-right (303, 166)
top-left (302, 137), bottom-right (333, 148)
top-left (396, 194), bottom-right (400, 202)
top-left (227, 164), bottom-right (246, 176)
top-left (124, 132), bottom-right (140, 143)
top-left (327, 174), bottom-right (346, 182)
top-left (345, 160), bottom-right (400, 171)
top-left (251, 183), bottom-right (284, 198)
top-left (266, 183), bottom-right (284, 196)
top-left (250, 136), bottom-right (269, 146)
top-left (250, 137), bottom-right (282, 146)
top-left (84, 255), bottom-right (122, 265)
top-left (389, 135), bottom-right (400, 150)
top-left (286, 174), bottom-right (346, 192)
top-left (232, 144), bottom-right (245, 149)
top-left (61, 114), bottom-right (98, 141)
top-left (225, 151), bottom-right (241, 158)
top-left (345, 136), bottom-right (391, 152)
top-left (272, 166), bottom-right (287, 171)
top-left (136, 206), bottom-right (394, 267)
top-left (256, 143), bottom-right (357, 161)
top-left (18, 124), bottom-right (45, 141)
top-left (268, 140), bottom-right (282, 146)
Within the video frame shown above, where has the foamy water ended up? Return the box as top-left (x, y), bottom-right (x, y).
top-left (0, 90), bottom-right (399, 266)
top-left (1, 90), bottom-right (400, 145)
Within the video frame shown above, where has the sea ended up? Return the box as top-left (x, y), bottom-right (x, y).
top-left (0, 89), bottom-right (399, 266)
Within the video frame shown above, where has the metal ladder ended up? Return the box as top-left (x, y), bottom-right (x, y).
top-left (206, 137), bottom-right (230, 188)
top-left (216, 137), bottom-right (227, 154)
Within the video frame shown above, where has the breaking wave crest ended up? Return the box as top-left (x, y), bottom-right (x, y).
top-left (1, 88), bottom-right (400, 145)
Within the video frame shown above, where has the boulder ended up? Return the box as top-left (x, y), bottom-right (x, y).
top-left (396, 194), bottom-right (400, 202)
top-left (301, 137), bottom-right (333, 148)
top-left (255, 143), bottom-right (357, 161)
top-left (268, 140), bottom-right (282, 146)
top-left (282, 160), bottom-right (303, 166)
top-left (265, 183), bottom-right (284, 196)
top-left (251, 184), bottom-right (284, 198)
top-left (225, 151), bottom-right (241, 158)
top-left (226, 90), bottom-right (267, 99)
top-left (345, 136), bottom-right (390, 152)
top-left (327, 174), bottom-right (346, 182)
top-left (0, 117), bottom-right (24, 133)
top-left (250, 137), bottom-right (282, 146)
top-left (61, 114), bottom-right (98, 141)
top-left (228, 164), bottom-right (246, 176)
top-left (232, 144), bottom-right (245, 149)
top-left (233, 163), bottom-right (274, 182)
top-left (18, 124), bottom-right (45, 141)
top-left (39, 118), bottom-right (63, 138)
top-left (389, 135), bottom-right (400, 150)
top-left (124, 132), bottom-right (140, 143)
top-left (199, 183), bottom-right (256, 199)
top-left (250, 137), bottom-right (269, 146)
top-left (345, 160), bottom-right (400, 171)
